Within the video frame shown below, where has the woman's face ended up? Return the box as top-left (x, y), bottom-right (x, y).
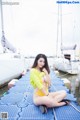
top-left (37, 57), bottom-right (45, 68)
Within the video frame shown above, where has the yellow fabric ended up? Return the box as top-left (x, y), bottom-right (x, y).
top-left (30, 68), bottom-right (48, 96)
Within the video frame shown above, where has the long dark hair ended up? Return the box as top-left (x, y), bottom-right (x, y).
top-left (32, 54), bottom-right (50, 74)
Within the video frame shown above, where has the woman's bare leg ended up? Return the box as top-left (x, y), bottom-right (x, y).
top-left (33, 91), bottom-right (67, 108)
top-left (48, 90), bottom-right (67, 107)
top-left (33, 95), bottom-right (53, 107)
top-left (49, 90), bottom-right (67, 102)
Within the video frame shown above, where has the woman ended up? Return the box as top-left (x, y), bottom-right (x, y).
top-left (30, 54), bottom-right (67, 112)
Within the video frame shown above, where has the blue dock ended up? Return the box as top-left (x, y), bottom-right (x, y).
top-left (0, 70), bottom-right (80, 120)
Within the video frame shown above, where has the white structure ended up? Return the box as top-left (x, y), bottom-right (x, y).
top-left (53, 45), bottom-right (80, 74)
top-left (0, 0), bottom-right (27, 86)
top-left (0, 53), bottom-right (26, 86)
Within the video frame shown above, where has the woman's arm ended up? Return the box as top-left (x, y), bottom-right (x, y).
top-left (42, 68), bottom-right (51, 87)
top-left (30, 69), bottom-right (49, 95)
top-left (41, 85), bottom-right (49, 96)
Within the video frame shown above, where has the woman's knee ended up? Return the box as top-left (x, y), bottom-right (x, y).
top-left (60, 90), bottom-right (67, 97)
top-left (33, 97), bottom-right (53, 107)
top-left (44, 99), bottom-right (54, 108)
top-left (33, 98), bottom-right (40, 106)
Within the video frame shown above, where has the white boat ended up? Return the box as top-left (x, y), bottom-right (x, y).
top-left (53, 45), bottom-right (80, 75)
top-left (53, 4), bottom-right (80, 75)
top-left (0, 0), bottom-right (26, 86)
top-left (0, 53), bottom-right (26, 86)
top-left (54, 57), bottom-right (80, 75)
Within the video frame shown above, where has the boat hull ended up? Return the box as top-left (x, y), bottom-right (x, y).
top-left (0, 54), bottom-right (25, 86)
top-left (53, 57), bottom-right (79, 75)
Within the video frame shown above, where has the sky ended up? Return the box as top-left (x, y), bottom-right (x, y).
top-left (0, 0), bottom-right (80, 56)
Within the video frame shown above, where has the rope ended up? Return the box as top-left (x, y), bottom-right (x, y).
top-left (53, 108), bottom-right (58, 120)
top-left (56, 3), bottom-right (59, 56)
top-left (53, 102), bottom-right (80, 120)
top-left (69, 102), bottom-right (80, 113)
top-left (0, 0), bottom-right (4, 33)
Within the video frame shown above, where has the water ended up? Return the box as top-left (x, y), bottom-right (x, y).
top-left (57, 71), bottom-right (80, 105)
top-left (0, 85), bottom-right (8, 97)
top-left (24, 57), bottom-right (55, 68)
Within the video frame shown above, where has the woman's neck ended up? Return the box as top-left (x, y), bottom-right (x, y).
top-left (35, 67), bottom-right (41, 72)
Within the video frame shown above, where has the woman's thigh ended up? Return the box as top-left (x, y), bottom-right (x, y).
top-left (49, 90), bottom-right (66, 97)
top-left (48, 90), bottom-right (66, 102)
top-left (33, 93), bottom-right (66, 107)
top-left (33, 95), bottom-right (53, 107)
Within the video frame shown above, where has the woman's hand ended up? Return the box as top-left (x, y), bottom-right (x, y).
top-left (42, 68), bottom-right (48, 75)
top-left (42, 68), bottom-right (51, 87)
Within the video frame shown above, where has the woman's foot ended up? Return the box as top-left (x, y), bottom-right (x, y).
top-left (61, 99), bottom-right (70, 105)
top-left (39, 105), bottom-right (47, 114)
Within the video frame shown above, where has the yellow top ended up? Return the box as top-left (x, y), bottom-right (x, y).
top-left (30, 68), bottom-right (48, 96)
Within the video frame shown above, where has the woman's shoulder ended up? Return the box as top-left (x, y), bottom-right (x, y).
top-left (30, 68), bottom-right (40, 78)
top-left (30, 68), bottom-right (37, 74)
top-left (30, 68), bottom-right (36, 72)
